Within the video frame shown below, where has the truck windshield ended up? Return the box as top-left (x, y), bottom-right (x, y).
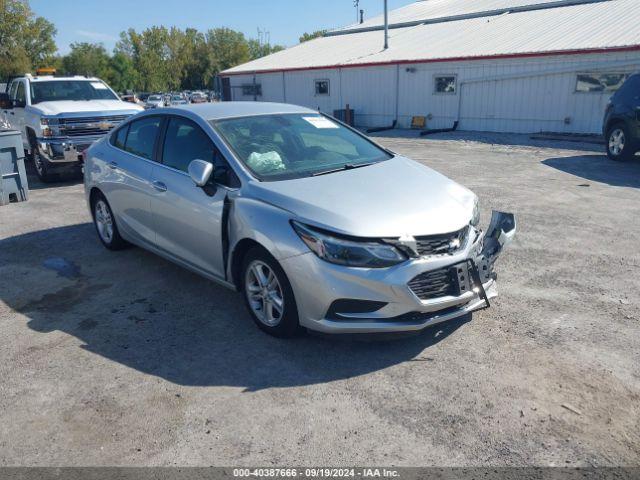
top-left (30, 80), bottom-right (118, 104)
top-left (211, 114), bottom-right (392, 181)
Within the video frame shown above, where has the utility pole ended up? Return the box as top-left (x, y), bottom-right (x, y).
top-left (353, 0), bottom-right (360, 23)
top-left (383, 0), bottom-right (389, 49)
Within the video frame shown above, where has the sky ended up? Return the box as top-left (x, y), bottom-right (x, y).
top-left (30, 0), bottom-right (416, 55)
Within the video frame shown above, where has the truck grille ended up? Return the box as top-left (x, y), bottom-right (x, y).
top-left (415, 226), bottom-right (469, 257)
top-left (408, 266), bottom-right (457, 300)
top-left (58, 115), bottom-right (129, 137)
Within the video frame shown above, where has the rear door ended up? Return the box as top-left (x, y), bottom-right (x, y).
top-left (101, 116), bottom-right (161, 247)
top-left (149, 114), bottom-right (234, 279)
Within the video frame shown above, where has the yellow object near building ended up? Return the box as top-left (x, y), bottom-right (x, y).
top-left (411, 116), bottom-right (426, 129)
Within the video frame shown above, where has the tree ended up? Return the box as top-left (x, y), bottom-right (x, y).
top-left (0, 0), bottom-right (57, 79)
top-left (61, 42), bottom-right (111, 78)
top-left (247, 39), bottom-right (285, 61)
top-left (206, 28), bottom-right (250, 75)
top-left (299, 30), bottom-right (326, 43)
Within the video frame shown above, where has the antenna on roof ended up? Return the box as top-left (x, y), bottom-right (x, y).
top-left (383, 0), bottom-right (389, 49)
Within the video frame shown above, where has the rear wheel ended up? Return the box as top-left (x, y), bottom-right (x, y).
top-left (241, 247), bottom-right (300, 337)
top-left (606, 124), bottom-right (634, 161)
top-left (92, 192), bottom-right (128, 250)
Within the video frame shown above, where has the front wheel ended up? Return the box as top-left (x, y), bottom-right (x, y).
top-left (241, 247), bottom-right (300, 337)
top-left (33, 149), bottom-right (57, 183)
top-left (606, 124), bottom-right (634, 161)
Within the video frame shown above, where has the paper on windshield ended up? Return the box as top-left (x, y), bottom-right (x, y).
top-left (90, 82), bottom-right (108, 90)
top-left (303, 116), bottom-right (339, 129)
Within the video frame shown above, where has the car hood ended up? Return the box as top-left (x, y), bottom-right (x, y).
top-left (245, 156), bottom-right (476, 238)
top-left (27, 100), bottom-right (144, 116)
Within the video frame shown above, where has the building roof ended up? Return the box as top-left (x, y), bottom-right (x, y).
top-left (222, 0), bottom-right (640, 75)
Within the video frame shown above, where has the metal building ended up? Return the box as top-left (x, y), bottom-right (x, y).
top-left (220, 0), bottom-right (640, 134)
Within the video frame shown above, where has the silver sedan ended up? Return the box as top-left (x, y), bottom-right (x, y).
top-left (84, 102), bottom-right (515, 337)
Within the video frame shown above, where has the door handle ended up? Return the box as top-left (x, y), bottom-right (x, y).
top-left (108, 161), bottom-right (118, 170)
top-left (152, 181), bottom-right (167, 192)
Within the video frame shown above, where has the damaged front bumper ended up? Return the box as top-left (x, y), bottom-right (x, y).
top-left (281, 211), bottom-right (516, 334)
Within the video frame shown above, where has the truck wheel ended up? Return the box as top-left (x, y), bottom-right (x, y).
top-left (33, 149), bottom-right (56, 182)
top-left (241, 246), bottom-right (300, 338)
top-left (606, 124), bottom-right (634, 161)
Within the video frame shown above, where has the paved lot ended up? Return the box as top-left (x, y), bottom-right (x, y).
top-left (0, 132), bottom-right (638, 466)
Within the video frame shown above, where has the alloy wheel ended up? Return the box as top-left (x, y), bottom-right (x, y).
top-left (245, 260), bottom-right (285, 327)
top-left (94, 200), bottom-right (114, 244)
top-left (609, 128), bottom-right (625, 156)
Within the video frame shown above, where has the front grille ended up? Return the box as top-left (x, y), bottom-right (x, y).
top-left (408, 266), bottom-right (457, 301)
top-left (58, 115), bottom-right (129, 138)
top-left (415, 226), bottom-right (469, 257)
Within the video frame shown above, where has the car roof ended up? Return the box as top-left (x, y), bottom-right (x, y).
top-left (172, 102), bottom-right (317, 120)
top-left (27, 76), bottom-right (101, 83)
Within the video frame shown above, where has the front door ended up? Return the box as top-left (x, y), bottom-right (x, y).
top-left (12, 80), bottom-right (27, 142)
top-left (149, 115), bottom-right (229, 278)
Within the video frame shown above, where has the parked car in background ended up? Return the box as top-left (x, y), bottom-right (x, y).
top-left (190, 92), bottom-right (207, 103)
top-left (145, 94), bottom-right (165, 109)
top-left (84, 102), bottom-right (516, 337)
top-left (0, 74), bottom-right (142, 181)
top-left (121, 94), bottom-right (141, 105)
top-left (169, 95), bottom-right (188, 106)
top-left (603, 73), bottom-right (640, 161)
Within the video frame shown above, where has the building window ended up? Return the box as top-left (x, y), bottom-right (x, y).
top-left (315, 79), bottom-right (330, 96)
top-left (434, 75), bottom-right (457, 94)
top-left (242, 84), bottom-right (262, 96)
top-left (575, 73), bottom-right (628, 93)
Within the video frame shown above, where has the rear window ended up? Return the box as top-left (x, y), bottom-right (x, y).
top-left (112, 125), bottom-right (128, 150)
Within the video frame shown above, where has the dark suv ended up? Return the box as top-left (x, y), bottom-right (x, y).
top-left (603, 73), bottom-right (640, 161)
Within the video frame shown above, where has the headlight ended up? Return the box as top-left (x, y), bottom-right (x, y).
top-left (291, 221), bottom-right (407, 268)
top-left (471, 197), bottom-right (480, 227)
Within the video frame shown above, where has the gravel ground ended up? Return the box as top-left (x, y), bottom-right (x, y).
top-left (0, 131), bottom-right (638, 467)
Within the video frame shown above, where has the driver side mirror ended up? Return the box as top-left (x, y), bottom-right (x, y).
top-left (0, 93), bottom-right (12, 110)
top-left (188, 159), bottom-right (213, 187)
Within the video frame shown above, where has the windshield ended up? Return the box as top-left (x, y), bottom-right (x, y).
top-left (211, 114), bottom-right (392, 181)
top-left (148, 95), bottom-right (162, 101)
top-left (29, 80), bottom-right (118, 104)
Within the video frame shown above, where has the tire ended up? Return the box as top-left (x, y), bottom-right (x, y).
top-left (32, 146), bottom-right (58, 183)
top-left (606, 123), bottom-right (634, 161)
top-left (241, 246), bottom-right (300, 338)
top-left (91, 192), bottom-right (128, 250)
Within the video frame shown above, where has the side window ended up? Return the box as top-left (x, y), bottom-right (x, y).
top-left (15, 82), bottom-right (26, 105)
top-left (162, 117), bottom-right (216, 173)
top-left (111, 124), bottom-right (129, 150)
top-left (8, 81), bottom-right (18, 100)
top-left (124, 117), bottom-right (161, 160)
top-left (162, 116), bottom-right (238, 187)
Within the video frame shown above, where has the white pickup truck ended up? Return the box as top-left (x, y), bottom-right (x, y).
top-left (0, 74), bottom-right (143, 182)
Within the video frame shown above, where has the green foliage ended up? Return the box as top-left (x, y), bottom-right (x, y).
top-left (0, 1), bottom-right (289, 91)
top-left (299, 30), bottom-right (327, 43)
top-left (0, 0), bottom-right (57, 79)
top-left (61, 42), bottom-right (111, 77)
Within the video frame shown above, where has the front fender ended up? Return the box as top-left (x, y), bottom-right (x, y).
top-left (228, 196), bottom-right (307, 265)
